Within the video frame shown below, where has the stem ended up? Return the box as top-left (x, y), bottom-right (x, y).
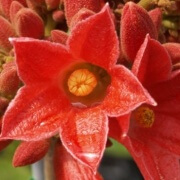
top-left (44, 138), bottom-right (56, 180)
top-left (32, 160), bottom-right (44, 180)
top-left (45, 14), bottom-right (57, 37)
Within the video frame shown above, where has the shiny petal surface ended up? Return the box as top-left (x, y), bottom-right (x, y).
top-left (132, 35), bottom-right (172, 88)
top-left (121, 2), bottom-right (157, 62)
top-left (122, 137), bottom-right (180, 180)
top-left (102, 65), bottom-right (156, 116)
top-left (1, 85), bottom-right (71, 141)
top-left (54, 140), bottom-right (103, 180)
top-left (64, 0), bottom-right (102, 26)
top-left (12, 38), bottom-right (74, 84)
top-left (13, 139), bottom-right (50, 167)
top-left (68, 4), bottom-right (119, 70)
top-left (60, 107), bottom-right (108, 171)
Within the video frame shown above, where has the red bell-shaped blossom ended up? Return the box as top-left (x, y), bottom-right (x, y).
top-left (109, 35), bottom-right (180, 179)
top-left (1, 4), bottom-right (155, 171)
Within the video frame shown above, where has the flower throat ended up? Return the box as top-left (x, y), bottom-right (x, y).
top-left (63, 63), bottom-right (111, 107)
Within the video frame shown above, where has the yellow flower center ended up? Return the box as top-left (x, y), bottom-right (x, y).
top-left (67, 69), bottom-right (97, 96)
top-left (134, 106), bottom-right (155, 128)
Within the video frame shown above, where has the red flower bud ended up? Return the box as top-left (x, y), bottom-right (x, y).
top-left (14, 8), bottom-right (44, 38)
top-left (64, 0), bottom-right (102, 26)
top-left (149, 8), bottom-right (162, 33)
top-left (0, 0), bottom-right (13, 18)
top-left (70, 8), bottom-right (94, 29)
top-left (0, 16), bottom-right (16, 51)
top-left (51, 30), bottom-right (68, 45)
top-left (26, 0), bottom-right (45, 14)
top-left (10, 1), bottom-right (24, 24)
top-left (45, 0), bottom-right (60, 10)
top-left (0, 61), bottom-right (20, 97)
top-left (52, 10), bottom-right (65, 23)
top-left (13, 139), bottom-right (50, 167)
top-left (163, 43), bottom-right (180, 64)
top-left (0, 0), bottom-right (26, 19)
top-left (121, 2), bottom-right (158, 62)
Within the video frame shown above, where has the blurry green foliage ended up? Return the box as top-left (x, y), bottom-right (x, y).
top-left (0, 141), bottom-right (31, 180)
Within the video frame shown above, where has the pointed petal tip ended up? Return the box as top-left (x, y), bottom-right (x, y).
top-left (101, 2), bottom-right (111, 14)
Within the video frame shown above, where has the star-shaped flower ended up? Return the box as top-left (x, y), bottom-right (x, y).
top-left (109, 34), bottom-right (180, 179)
top-left (109, 2), bottom-right (180, 179)
top-left (0, 4), bottom-right (154, 171)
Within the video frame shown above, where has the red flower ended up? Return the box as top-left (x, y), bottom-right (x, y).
top-left (109, 35), bottom-right (180, 179)
top-left (1, 4), bottom-right (154, 171)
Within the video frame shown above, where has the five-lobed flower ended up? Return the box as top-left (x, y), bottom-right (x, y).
top-left (0, 4), bottom-right (155, 171)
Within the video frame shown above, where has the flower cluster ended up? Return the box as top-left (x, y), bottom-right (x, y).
top-left (0, 0), bottom-right (179, 179)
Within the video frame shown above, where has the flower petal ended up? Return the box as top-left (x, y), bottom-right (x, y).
top-left (132, 35), bottom-right (172, 88)
top-left (122, 137), bottom-right (180, 180)
top-left (102, 65), bottom-right (156, 116)
top-left (12, 38), bottom-right (74, 84)
top-left (121, 2), bottom-right (157, 62)
top-left (68, 4), bottom-right (119, 70)
top-left (60, 107), bottom-right (108, 171)
top-left (1, 85), bottom-right (71, 141)
top-left (108, 114), bottom-right (130, 141)
top-left (13, 139), bottom-right (50, 167)
top-left (149, 70), bottom-right (180, 104)
top-left (54, 140), bottom-right (103, 180)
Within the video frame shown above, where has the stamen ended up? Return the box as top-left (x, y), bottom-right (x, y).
top-left (67, 69), bottom-right (97, 96)
top-left (134, 106), bottom-right (155, 128)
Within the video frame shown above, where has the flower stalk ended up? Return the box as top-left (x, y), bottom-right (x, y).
top-left (44, 138), bottom-right (56, 180)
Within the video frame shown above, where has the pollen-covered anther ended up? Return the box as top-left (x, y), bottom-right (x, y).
top-left (67, 69), bottom-right (97, 97)
top-left (134, 106), bottom-right (155, 128)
